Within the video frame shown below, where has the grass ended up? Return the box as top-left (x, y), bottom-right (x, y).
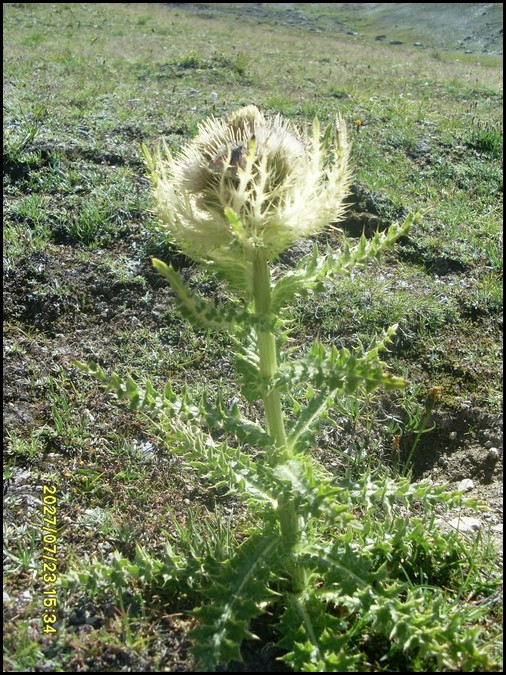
top-left (3, 2), bottom-right (503, 671)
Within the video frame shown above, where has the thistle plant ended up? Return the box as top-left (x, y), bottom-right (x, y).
top-left (71, 107), bottom-right (490, 671)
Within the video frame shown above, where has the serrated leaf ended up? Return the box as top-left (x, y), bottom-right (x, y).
top-left (278, 328), bottom-right (405, 454)
top-left (271, 212), bottom-right (422, 312)
top-left (73, 360), bottom-right (184, 416)
top-left (276, 593), bottom-right (360, 672)
top-left (234, 347), bottom-right (264, 403)
top-left (268, 457), bottom-right (357, 527)
top-left (189, 532), bottom-right (280, 671)
top-left (286, 391), bottom-right (332, 454)
top-left (168, 419), bottom-right (279, 509)
top-left (301, 540), bottom-right (383, 599)
top-left (152, 257), bottom-right (251, 331)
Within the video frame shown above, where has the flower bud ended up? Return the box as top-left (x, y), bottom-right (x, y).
top-left (144, 105), bottom-right (351, 290)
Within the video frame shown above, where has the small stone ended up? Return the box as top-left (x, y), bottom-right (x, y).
top-left (487, 447), bottom-right (500, 460)
top-left (449, 431), bottom-right (457, 440)
top-left (484, 440), bottom-right (494, 449)
top-left (457, 478), bottom-right (474, 492)
top-left (448, 516), bottom-right (481, 533)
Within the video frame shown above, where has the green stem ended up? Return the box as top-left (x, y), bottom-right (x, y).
top-left (402, 389), bottom-right (439, 476)
top-left (252, 252), bottom-right (305, 593)
top-left (252, 253), bottom-right (288, 459)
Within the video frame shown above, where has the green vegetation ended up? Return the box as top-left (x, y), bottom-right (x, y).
top-left (3, 3), bottom-right (502, 672)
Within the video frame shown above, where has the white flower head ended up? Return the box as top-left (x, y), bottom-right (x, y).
top-left (144, 105), bottom-right (351, 288)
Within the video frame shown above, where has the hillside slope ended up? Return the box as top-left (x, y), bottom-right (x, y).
top-left (165, 2), bottom-right (503, 54)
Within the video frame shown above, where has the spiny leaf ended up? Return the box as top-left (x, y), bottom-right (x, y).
top-left (73, 360), bottom-right (185, 415)
top-left (270, 457), bottom-right (358, 526)
top-left (190, 532), bottom-right (280, 671)
top-left (199, 394), bottom-right (272, 448)
top-left (272, 212), bottom-right (422, 312)
top-left (167, 419), bottom-right (279, 509)
top-left (152, 257), bottom-right (251, 331)
top-left (62, 544), bottom-right (195, 597)
top-left (277, 327), bottom-right (405, 432)
top-left (276, 594), bottom-right (361, 672)
top-left (271, 244), bottom-right (325, 312)
top-left (301, 540), bottom-right (387, 599)
top-left (286, 390), bottom-right (334, 454)
top-left (233, 340), bottom-right (264, 403)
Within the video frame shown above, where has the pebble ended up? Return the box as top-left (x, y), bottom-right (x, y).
top-left (457, 478), bottom-right (474, 492)
top-left (488, 448), bottom-right (500, 460)
top-left (97, 542), bottom-right (112, 552)
top-left (484, 440), bottom-right (494, 449)
top-left (448, 516), bottom-right (482, 533)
